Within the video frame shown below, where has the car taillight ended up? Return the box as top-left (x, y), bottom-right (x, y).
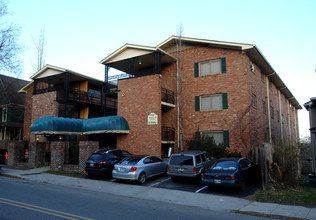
top-left (113, 165), bottom-right (116, 170)
top-left (130, 167), bottom-right (137, 172)
top-left (225, 176), bottom-right (235, 180)
top-left (193, 167), bottom-right (197, 173)
top-left (167, 166), bottom-right (169, 172)
top-left (99, 161), bottom-right (108, 165)
top-left (203, 175), bottom-right (210, 179)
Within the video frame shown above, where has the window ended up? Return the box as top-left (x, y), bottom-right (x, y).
top-left (262, 100), bottom-right (266, 114)
top-left (203, 130), bottom-right (229, 147)
top-left (88, 88), bottom-right (100, 98)
top-left (195, 93), bottom-right (228, 111)
top-left (261, 73), bottom-right (265, 82)
top-left (195, 155), bottom-right (201, 164)
top-left (194, 57), bottom-right (226, 77)
top-left (251, 94), bottom-right (257, 108)
top-left (2, 108), bottom-right (7, 122)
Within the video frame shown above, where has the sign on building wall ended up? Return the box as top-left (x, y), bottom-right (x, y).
top-left (147, 113), bottom-right (158, 125)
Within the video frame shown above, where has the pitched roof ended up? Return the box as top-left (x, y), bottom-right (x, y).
top-left (0, 74), bottom-right (29, 105)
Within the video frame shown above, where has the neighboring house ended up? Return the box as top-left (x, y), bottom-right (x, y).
top-left (0, 74), bottom-right (29, 149)
top-left (100, 36), bottom-right (301, 157)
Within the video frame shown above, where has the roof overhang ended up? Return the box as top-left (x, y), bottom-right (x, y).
top-left (19, 64), bottom-right (110, 93)
top-left (100, 44), bottom-right (177, 74)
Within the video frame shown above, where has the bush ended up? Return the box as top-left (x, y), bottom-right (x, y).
top-left (273, 140), bottom-right (304, 187)
top-left (186, 131), bottom-right (227, 158)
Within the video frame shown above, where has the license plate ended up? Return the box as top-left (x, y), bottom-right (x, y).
top-left (178, 168), bottom-right (184, 172)
top-left (118, 167), bottom-right (126, 172)
top-left (214, 179), bottom-right (221, 184)
top-left (90, 163), bottom-right (94, 167)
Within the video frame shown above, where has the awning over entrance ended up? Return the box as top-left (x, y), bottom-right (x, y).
top-left (31, 116), bottom-right (129, 135)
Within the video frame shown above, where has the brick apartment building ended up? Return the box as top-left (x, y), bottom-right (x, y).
top-left (101, 36), bottom-right (301, 157)
top-left (13, 36), bottom-right (301, 171)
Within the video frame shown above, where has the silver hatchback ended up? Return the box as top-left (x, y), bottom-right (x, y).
top-left (113, 155), bottom-right (167, 184)
top-left (167, 150), bottom-right (213, 181)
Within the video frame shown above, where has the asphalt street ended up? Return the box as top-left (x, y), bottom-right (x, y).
top-left (96, 174), bottom-right (259, 199)
top-left (0, 177), bottom-right (273, 220)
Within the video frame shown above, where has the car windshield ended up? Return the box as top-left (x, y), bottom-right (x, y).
top-left (88, 154), bottom-right (106, 162)
top-left (120, 156), bottom-right (142, 165)
top-left (211, 160), bottom-right (237, 171)
top-left (169, 156), bottom-right (193, 166)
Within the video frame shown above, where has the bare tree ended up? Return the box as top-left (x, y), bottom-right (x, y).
top-left (0, 0), bottom-right (21, 74)
top-left (175, 25), bottom-right (183, 152)
top-left (32, 28), bottom-right (46, 72)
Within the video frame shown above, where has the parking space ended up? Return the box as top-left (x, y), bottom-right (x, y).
top-left (90, 174), bottom-right (260, 199)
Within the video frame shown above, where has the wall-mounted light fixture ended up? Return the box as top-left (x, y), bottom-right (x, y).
top-left (59, 136), bottom-right (63, 141)
top-left (138, 59), bottom-right (142, 65)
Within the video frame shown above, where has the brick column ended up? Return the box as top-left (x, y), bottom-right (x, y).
top-left (7, 141), bottom-right (24, 166)
top-left (78, 141), bottom-right (99, 173)
top-left (50, 141), bottom-right (67, 171)
top-left (28, 142), bottom-right (46, 168)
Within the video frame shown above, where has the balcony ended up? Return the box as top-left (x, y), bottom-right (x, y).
top-left (161, 88), bottom-right (175, 110)
top-left (162, 126), bottom-right (175, 144)
top-left (56, 88), bottom-right (117, 109)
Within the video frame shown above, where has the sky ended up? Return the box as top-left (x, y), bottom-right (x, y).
top-left (5, 0), bottom-right (316, 139)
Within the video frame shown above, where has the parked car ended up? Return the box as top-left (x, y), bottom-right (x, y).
top-left (112, 155), bottom-right (167, 184)
top-left (167, 150), bottom-right (213, 181)
top-left (201, 157), bottom-right (261, 191)
top-left (85, 149), bottom-right (132, 177)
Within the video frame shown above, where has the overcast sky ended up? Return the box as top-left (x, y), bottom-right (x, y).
top-left (7, 0), bottom-right (316, 139)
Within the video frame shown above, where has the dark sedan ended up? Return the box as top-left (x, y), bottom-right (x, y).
top-left (201, 157), bottom-right (261, 191)
top-left (85, 149), bottom-right (132, 177)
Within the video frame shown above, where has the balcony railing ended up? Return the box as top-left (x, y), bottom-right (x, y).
top-left (161, 88), bottom-right (174, 105)
top-left (162, 127), bottom-right (175, 142)
top-left (56, 88), bottom-right (117, 109)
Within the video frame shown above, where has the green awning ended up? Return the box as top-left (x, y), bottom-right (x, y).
top-left (31, 116), bottom-right (129, 135)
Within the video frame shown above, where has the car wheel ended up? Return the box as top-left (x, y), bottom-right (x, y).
top-left (138, 172), bottom-right (146, 184)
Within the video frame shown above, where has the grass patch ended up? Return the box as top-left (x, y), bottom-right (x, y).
top-left (44, 170), bottom-right (86, 178)
top-left (254, 177), bottom-right (316, 207)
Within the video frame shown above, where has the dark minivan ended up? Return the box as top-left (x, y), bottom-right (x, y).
top-left (85, 149), bottom-right (132, 177)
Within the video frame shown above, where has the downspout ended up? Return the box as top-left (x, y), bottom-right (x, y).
top-left (288, 100), bottom-right (291, 140)
top-left (266, 74), bottom-right (273, 143)
top-left (278, 90), bottom-right (283, 139)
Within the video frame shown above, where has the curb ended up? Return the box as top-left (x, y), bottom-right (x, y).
top-left (0, 173), bottom-right (25, 180)
top-left (233, 210), bottom-right (308, 220)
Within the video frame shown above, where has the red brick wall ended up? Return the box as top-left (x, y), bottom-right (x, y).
top-left (23, 86), bottom-right (33, 141)
top-left (29, 91), bottom-right (58, 142)
top-left (117, 74), bottom-right (162, 157)
top-left (170, 46), bottom-right (251, 155)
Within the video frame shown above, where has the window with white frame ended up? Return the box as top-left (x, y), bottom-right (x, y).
top-left (201, 95), bottom-right (223, 111)
top-left (195, 93), bottom-right (228, 111)
top-left (200, 59), bottom-right (221, 76)
top-left (203, 130), bottom-right (229, 147)
top-left (194, 58), bottom-right (226, 77)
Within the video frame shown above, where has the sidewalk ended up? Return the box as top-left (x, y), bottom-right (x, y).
top-left (1, 166), bottom-right (316, 220)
